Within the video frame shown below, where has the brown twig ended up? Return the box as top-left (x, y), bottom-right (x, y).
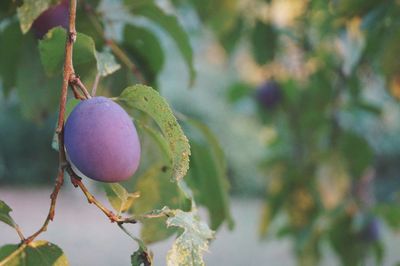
top-left (66, 166), bottom-right (137, 224)
top-left (70, 74), bottom-right (91, 99)
top-left (13, 224), bottom-right (25, 242)
top-left (23, 0), bottom-right (78, 244)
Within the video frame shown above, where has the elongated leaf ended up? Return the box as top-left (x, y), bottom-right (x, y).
top-left (123, 24), bottom-right (165, 87)
top-left (17, 36), bottom-right (61, 122)
top-left (125, 1), bottom-right (195, 85)
top-left (0, 201), bottom-right (16, 228)
top-left (17, 0), bottom-right (53, 33)
top-left (104, 184), bottom-right (140, 214)
top-left (0, 240), bottom-right (69, 266)
top-left (184, 119), bottom-right (233, 230)
top-left (0, 21), bottom-right (23, 95)
top-left (166, 210), bottom-right (215, 266)
top-left (39, 27), bottom-right (97, 76)
top-left (118, 85), bottom-right (190, 181)
top-left (251, 20), bottom-right (277, 65)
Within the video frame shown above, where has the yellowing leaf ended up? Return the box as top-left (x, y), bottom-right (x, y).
top-left (17, 0), bottom-right (53, 33)
top-left (0, 240), bottom-right (69, 266)
top-left (104, 184), bottom-right (140, 214)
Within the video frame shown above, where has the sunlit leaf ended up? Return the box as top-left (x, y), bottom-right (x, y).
top-left (0, 240), bottom-right (69, 266)
top-left (130, 163), bottom-right (190, 244)
top-left (17, 0), bottom-right (53, 33)
top-left (104, 184), bottom-right (140, 214)
top-left (166, 210), bottom-right (215, 266)
top-left (118, 85), bottom-right (190, 181)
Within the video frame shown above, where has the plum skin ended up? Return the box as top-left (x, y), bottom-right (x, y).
top-left (32, 0), bottom-right (69, 39)
top-left (255, 80), bottom-right (282, 110)
top-left (64, 97), bottom-right (141, 183)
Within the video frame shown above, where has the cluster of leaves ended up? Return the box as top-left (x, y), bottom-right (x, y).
top-left (170, 0), bottom-right (400, 265)
top-left (0, 0), bottom-right (233, 265)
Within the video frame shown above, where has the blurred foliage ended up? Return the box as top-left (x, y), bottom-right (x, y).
top-left (169, 0), bottom-right (400, 265)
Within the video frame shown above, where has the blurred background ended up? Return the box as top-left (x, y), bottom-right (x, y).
top-left (2, 0), bottom-right (400, 265)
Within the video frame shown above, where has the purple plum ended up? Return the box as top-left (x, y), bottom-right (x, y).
top-left (32, 0), bottom-right (69, 39)
top-left (64, 97), bottom-right (141, 183)
top-left (361, 217), bottom-right (380, 242)
top-left (255, 80), bottom-right (282, 110)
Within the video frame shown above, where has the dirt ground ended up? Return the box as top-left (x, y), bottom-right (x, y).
top-left (1, 185), bottom-right (399, 266)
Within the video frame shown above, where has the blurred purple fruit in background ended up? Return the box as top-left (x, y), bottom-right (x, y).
top-left (32, 0), bottom-right (69, 39)
top-left (255, 80), bottom-right (282, 110)
top-left (361, 217), bottom-right (381, 242)
top-left (64, 97), bottom-right (141, 183)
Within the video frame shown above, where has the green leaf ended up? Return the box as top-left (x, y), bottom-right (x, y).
top-left (251, 20), bottom-right (277, 65)
top-left (0, 201), bottom-right (16, 228)
top-left (104, 184), bottom-right (140, 214)
top-left (118, 85), bottom-right (190, 181)
top-left (125, 1), bottom-right (195, 85)
top-left (130, 163), bottom-right (190, 244)
top-left (166, 210), bottom-right (215, 266)
top-left (131, 246), bottom-right (153, 266)
top-left (184, 119), bottom-right (234, 230)
top-left (95, 50), bottom-right (121, 77)
top-left (339, 132), bottom-right (373, 178)
top-left (39, 27), bottom-right (97, 76)
top-left (0, 240), bottom-right (69, 266)
top-left (123, 24), bottom-right (165, 87)
top-left (17, 0), bottom-right (53, 34)
top-left (16, 36), bottom-right (61, 122)
top-left (0, 21), bottom-right (23, 95)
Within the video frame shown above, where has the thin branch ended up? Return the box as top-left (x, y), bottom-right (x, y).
top-left (13, 224), bottom-right (25, 242)
top-left (66, 166), bottom-right (137, 224)
top-left (71, 84), bottom-right (86, 100)
top-left (70, 74), bottom-right (91, 99)
top-left (23, 0), bottom-right (78, 244)
top-left (117, 223), bottom-right (142, 243)
top-left (91, 73), bottom-right (101, 96)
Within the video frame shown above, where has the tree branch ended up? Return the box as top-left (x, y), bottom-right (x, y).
top-left (23, 0), bottom-right (78, 244)
top-left (66, 166), bottom-right (137, 224)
